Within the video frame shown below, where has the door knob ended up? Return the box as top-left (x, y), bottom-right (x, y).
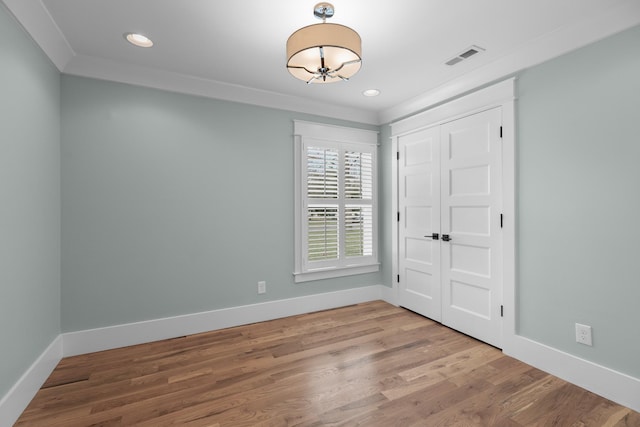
top-left (442, 234), bottom-right (451, 242)
top-left (424, 233), bottom-right (439, 240)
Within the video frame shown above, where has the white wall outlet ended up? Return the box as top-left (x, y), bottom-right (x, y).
top-left (257, 281), bottom-right (266, 294)
top-left (575, 323), bottom-right (593, 346)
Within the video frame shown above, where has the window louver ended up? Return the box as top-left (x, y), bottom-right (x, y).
top-left (307, 206), bottom-right (339, 261)
top-left (345, 151), bottom-right (373, 200)
top-left (307, 148), bottom-right (339, 199)
top-left (345, 205), bottom-right (373, 257)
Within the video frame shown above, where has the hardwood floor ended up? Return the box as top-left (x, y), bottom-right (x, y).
top-left (16, 301), bottom-right (640, 426)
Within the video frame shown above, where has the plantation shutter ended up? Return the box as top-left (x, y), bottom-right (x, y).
top-left (306, 146), bottom-right (339, 262)
top-left (294, 121), bottom-right (378, 282)
top-left (303, 142), bottom-right (375, 267)
top-left (344, 150), bottom-right (373, 258)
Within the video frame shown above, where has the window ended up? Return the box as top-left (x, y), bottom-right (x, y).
top-left (294, 121), bottom-right (379, 282)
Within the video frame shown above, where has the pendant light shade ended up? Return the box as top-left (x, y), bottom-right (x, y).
top-left (286, 3), bottom-right (362, 84)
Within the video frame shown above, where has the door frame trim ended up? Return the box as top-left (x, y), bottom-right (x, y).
top-left (390, 78), bottom-right (516, 347)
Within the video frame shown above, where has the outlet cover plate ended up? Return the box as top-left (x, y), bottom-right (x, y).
top-left (258, 281), bottom-right (266, 294)
top-left (575, 323), bottom-right (593, 346)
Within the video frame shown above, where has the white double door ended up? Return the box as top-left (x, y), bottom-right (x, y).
top-left (397, 107), bottom-right (503, 348)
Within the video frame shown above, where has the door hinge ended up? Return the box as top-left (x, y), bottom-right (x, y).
top-left (397, 211), bottom-right (400, 222)
top-left (499, 126), bottom-right (503, 138)
top-left (501, 305), bottom-right (504, 317)
top-left (500, 213), bottom-right (503, 228)
top-left (397, 151), bottom-right (400, 160)
top-left (397, 274), bottom-right (400, 283)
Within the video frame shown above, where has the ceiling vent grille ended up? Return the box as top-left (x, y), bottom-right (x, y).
top-left (445, 45), bottom-right (485, 66)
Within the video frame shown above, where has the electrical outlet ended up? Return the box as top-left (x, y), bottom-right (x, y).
top-left (257, 281), bottom-right (266, 294)
top-left (575, 323), bottom-right (592, 346)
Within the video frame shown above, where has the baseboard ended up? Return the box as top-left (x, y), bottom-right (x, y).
top-left (62, 286), bottom-right (640, 412)
top-left (503, 335), bottom-right (640, 413)
top-left (1, 286), bottom-right (385, 425)
top-left (63, 285), bottom-right (385, 357)
top-left (0, 335), bottom-right (63, 427)
top-left (379, 283), bottom-right (397, 306)
top-left (5, 287), bottom-right (637, 426)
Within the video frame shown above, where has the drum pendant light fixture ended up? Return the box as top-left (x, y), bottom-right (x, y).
top-left (286, 3), bottom-right (362, 84)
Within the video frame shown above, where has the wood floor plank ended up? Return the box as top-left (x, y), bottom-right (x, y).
top-left (613, 410), bottom-right (640, 427)
top-left (15, 301), bottom-right (639, 426)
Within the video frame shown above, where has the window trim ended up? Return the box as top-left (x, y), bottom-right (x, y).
top-left (293, 120), bottom-right (379, 283)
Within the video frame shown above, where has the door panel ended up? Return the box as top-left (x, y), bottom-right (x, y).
top-left (450, 244), bottom-right (491, 277)
top-left (440, 108), bottom-right (502, 348)
top-left (405, 237), bottom-right (432, 263)
top-left (450, 166), bottom-right (490, 195)
top-left (405, 206), bottom-right (432, 230)
top-left (396, 107), bottom-right (502, 348)
top-left (405, 268), bottom-right (433, 296)
top-left (397, 126), bottom-right (441, 320)
top-left (450, 279), bottom-right (491, 318)
top-left (450, 206), bottom-right (490, 235)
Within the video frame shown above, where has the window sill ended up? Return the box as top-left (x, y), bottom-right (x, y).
top-left (293, 263), bottom-right (380, 283)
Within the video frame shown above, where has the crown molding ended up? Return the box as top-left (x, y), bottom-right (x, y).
top-left (2, 0), bottom-right (74, 70)
top-left (2, 0), bottom-right (377, 125)
top-left (62, 54), bottom-right (379, 124)
top-left (377, 0), bottom-right (640, 124)
top-left (4, 0), bottom-right (639, 126)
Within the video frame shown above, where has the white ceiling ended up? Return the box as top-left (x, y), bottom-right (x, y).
top-left (4, 0), bottom-right (640, 124)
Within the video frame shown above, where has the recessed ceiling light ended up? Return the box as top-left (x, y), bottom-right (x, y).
top-left (363, 89), bottom-right (380, 97)
top-left (124, 33), bottom-right (153, 48)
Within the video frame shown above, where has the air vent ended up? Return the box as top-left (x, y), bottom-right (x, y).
top-left (445, 45), bottom-right (485, 66)
top-left (460, 48), bottom-right (479, 58)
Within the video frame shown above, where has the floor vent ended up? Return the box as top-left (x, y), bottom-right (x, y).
top-left (445, 45), bottom-right (485, 66)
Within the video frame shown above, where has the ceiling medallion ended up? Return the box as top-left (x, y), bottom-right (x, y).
top-left (286, 3), bottom-right (362, 84)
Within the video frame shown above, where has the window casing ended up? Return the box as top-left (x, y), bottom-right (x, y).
top-left (294, 121), bottom-right (379, 283)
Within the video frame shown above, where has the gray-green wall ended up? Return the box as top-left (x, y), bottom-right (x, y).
top-left (516, 25), bottom-right (640, 378)
top-left (2, 0), bottom-right (639, 404)
top-left (62, 24), bottom-right (640, 378)
top-left (0, 4), bottom-right (61, 397)
top-left (379, 24), bottom-right (640, 379)
top-left (60, 76), bottom-right (380, 332)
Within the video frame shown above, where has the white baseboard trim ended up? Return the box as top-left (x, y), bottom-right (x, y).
top-left (62, 285), bottom-right (640, 412)
top-left (504, 335), bottom-right (640, 413)
top-left (1, 287), bottom-right (385, 425)
top-left (4, 287), bottom-right (638, 425)
top-left (63, 285), bottom-right (385, 357)
top-left (379, 284), bottom-right (397, 306)
top-left (0, 335), bottom-right (63, 427)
